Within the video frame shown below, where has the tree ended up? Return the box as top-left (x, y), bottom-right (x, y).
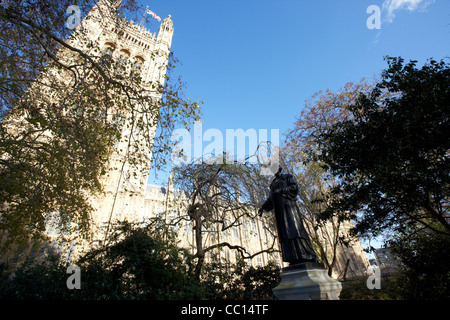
top-left (0, 1), bottom-right (201, 249)
top-left (389, 223), bottom-right (450, 300)
top-left (199, 259), bottom-right (280, 300)
top-left (0, 219), bottom-right (205, 299)
top-left (316, 57), bottom-right (450, 238)
top-left (282, 79), bottom-right (374, 276)
top-left (237, 261), bottom-right (280, 300)
top-left (171, 156), bottom-right (278, 280)
top-left (76, 220), bottom-right (204, 299)
top-left (285, 79), bottom-right (373, 160)
top-left (0, 254), bottom-right (70, 300)
top-left (0, 219), bottom-right (281, 300)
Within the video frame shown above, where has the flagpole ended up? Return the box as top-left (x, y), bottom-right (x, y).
top-left (139, 5), bottom-right (148, 27)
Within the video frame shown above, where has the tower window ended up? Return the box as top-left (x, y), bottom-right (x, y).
top-left (118, 49), bottom-right (130, 63)
top-left (101, 43), bottom-right (115, 57)
top-left (116, 49), bottom-right (130, 74)
top-left (132, 56), bottom-right (145, 75)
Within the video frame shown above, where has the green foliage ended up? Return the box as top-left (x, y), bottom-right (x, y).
top-left (0, 220), bottom-right (205, 300)
top-left (0, 220), bottom-right (280, 300)
top-left (339, 276), bottom-right (401, 300)
top-left (389, 225), bottom-right (450, 300)
top-left (0, 255), bottom-right (69, 300)
top-left (75, 220), bottom-right (204, 299)
top-left (237, 262), bottom-right (281, 300)
top-left (200, 260), bottom-right (281, 300)
top-left (316, 57), bottom-right (450, 238)
top-left (342, 226), bottom-right (450, 300)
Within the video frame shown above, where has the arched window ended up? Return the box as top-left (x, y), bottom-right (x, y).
top-left (101, 42), bottom-right (115, 57)
top-left (115, 49), bottom-right (130, 74)
top-left (132, 56), bottom-right (145, 75)
top-left (117, 49), bottom-right (130, 64)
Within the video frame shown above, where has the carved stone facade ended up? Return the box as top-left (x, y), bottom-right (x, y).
top-left (77, 2), bottom-right (174, 243)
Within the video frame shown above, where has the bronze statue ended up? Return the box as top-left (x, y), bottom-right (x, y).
top-left (259, 167), bottom-right (318, 265)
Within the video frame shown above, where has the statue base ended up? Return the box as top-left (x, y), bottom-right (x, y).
top-left (272, 262), bottom-right (342, 300)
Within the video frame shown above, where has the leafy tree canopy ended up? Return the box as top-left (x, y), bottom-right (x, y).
top-left (316, 57), bottom-right (450, 238)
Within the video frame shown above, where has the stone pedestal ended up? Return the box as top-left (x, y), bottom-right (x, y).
top-left (272, 262), bottom-right (342, 300)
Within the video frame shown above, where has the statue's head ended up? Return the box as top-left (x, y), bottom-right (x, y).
top-left (275, 166), bottom-right (283, 178)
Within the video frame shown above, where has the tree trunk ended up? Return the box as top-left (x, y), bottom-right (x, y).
top-left (193, 216), bottom-right (204, 280)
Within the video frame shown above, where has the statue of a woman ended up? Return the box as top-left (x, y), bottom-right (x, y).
top-left (259, 167), bottom-right (318, 265)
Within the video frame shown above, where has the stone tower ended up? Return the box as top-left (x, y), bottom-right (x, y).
top-left (0, 0), bottom-right (174, 263)
top-left (68, 0), bottom-right (174, 244)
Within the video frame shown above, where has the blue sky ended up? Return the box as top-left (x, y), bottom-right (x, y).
top-left (139, 0), bottom-right (449, 184)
